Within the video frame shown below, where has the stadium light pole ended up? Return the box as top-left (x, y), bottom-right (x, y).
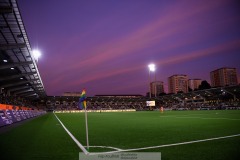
top-left (154, 67), bottom-right (157, 97)
top-left (148, 64), bottom-right (155, 99)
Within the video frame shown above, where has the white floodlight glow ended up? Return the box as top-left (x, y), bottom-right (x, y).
top-left (3, 60), bottom-right (7, 62)
top-left (10, 67), bottom-right (14, 70)
top-left (32, 49), bottom-right (41, 61)
top-left (148, 64), bottom-right (156, 72)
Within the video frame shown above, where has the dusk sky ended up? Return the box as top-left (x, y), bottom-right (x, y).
top-left (18, 0), bottom-right (240, 96)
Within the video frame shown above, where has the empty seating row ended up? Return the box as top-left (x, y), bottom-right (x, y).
top-left (0, 109), bottom-right (46, 127)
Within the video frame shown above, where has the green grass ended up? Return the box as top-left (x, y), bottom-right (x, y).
top-left (0, 114), bottom-right (80, 160)
top-left (1, 110), bottom-right (240, 160)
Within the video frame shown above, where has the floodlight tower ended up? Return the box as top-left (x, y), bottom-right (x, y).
top-left (148, 63), bottom-right (156, 98)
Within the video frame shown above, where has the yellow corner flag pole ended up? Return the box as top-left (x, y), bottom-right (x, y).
top-left (80, 89), bottom-right (89, 151)
top-left (84, 100), bottom-right (89, 151)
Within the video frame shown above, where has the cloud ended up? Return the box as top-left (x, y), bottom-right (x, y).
top-left (66, 40), bottom-right (240, 89)
top-left (157, 40), bottom-right (240, 66)
top-left (42, 0), bottom-right (239, 95)
top-left (61, 0), bottom-right (230, 73)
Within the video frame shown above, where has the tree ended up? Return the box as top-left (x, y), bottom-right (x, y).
top-left (198, 80), bottom-right (211, 90)
top-left (159, 92), bottom-right (167, 96)
top-left (146, 92), bottom-right (150, 97)
top-left (177, 91), bottom-right (184, 94)
top-left (188, 87), bottom-right (193, 92)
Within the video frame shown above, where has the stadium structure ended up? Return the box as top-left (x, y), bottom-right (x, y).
top-left (0, 0), bottom-right (46, 126)
top-left (45, 86), bottom-right (240, 112)
top-left (0, 1), bottom-right (240, 160)
top-left (1, 0), bottom-right (240, 125)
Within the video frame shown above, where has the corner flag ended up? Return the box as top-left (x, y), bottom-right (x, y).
top-left (79, 89), bottom-right (87, 109)
top-left (80, 89), bottom-right (89, 150)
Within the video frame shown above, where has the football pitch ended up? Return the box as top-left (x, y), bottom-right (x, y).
top-left (1, 110), bottom-right (240, 160)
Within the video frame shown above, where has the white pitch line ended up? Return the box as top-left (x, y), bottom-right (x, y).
top-left (53, 113), bottom-right (89, 155)
top-left (54, 113), bottom-right (240, 156)
top-left (84, 145), bottom-right (122, 151)
top-left (89, 133), bottom-right (240, 155)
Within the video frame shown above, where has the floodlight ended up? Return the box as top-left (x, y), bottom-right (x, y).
top-left (32, 49), bottom-right (41, 61)
top-left (148, 64), bottom-right (156, 72)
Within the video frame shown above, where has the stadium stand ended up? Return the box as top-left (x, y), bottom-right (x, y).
top-left (0, 0), bottom-right (47, 127)
top-left (44, 85), bottom-right (240, 111)
top-left (0, 103), bottom-right (46, 127)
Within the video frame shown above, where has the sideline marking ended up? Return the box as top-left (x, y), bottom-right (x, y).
top-left (84, 145), bottom-right (123, 151)
top-left (89, 133), bottom-right (240, 155)
top-left (53, 113), bottom-right (89, 155)
top-left (54, 113), bottom-right (240, 156)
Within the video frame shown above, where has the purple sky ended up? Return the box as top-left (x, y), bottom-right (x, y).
top-left (18, 0), bottom-right (240, 96)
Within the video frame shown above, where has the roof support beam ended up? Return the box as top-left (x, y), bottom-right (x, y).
top-left (191, 92), bottom-right (206, 102)
top-left (221, 88), bottom-right (236, 100)
top-left (204, 90), bottom-right (214, 96)
top-left (18, 91), bottom-right (35, 96)
top-left (0, 72), bottom-right (37, 81)
top-left (8, 85), bottom-right (30, 92)
top-left (0, 43), bottom-right (26, 50)
top-left (14, 89), bottom-right (33, 95)
top-left (0, 61), bottom-right (32, 70)
top-left (0, 6), bottom-right (13, 14)
top-left (0, 80), bottom-right (29, 88)
top-left (25, 94), bottom-right (38, 98)
top-left (0, 25), bottom-right (8, 30)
